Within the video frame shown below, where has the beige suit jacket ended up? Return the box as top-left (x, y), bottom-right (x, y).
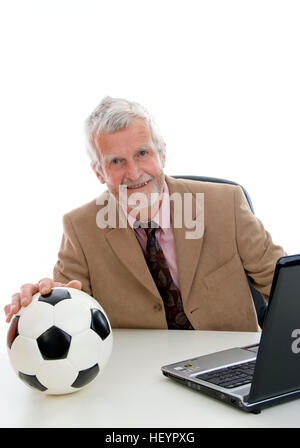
top-left (53, 176), bottom-right (286, 331)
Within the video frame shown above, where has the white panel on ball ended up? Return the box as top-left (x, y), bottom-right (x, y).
top-left (53, 299), bottom-right (92, 336)
top-left (18, 299), bottom-right (54, 339)
top-left (65, 287), bottom-right (103, 309)
top-left (36, 359), bottom-right (78, 394)
top-left (9, 336), bottom-right (43, 375)
top-left (68, 329), bottom-right (112, 371)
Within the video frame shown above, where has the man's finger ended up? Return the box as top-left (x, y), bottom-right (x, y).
top-left (11, 292), bottom-right (21, 307)
top-left (19, 283), bottom-right (39, 306)
top-left (4, 303), bottom-right (16, 321)
top-left (4, 293), bottom-right (20, 322)
top-left (66, 280), bottom-right (82, 290)
top-left (38, 278), bottom-right (54, 295)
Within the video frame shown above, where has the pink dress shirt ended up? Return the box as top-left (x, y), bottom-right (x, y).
top-left (125, 181), bottom-right (180, 290)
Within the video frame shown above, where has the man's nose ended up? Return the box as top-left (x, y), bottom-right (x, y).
top-left (125, 160), bottom-right (143, 180)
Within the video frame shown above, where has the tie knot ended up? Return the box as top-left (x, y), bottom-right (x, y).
top-left (133, 221), bottom-right (159, 242)
top-left (133, 220), bottom-right (159, 230)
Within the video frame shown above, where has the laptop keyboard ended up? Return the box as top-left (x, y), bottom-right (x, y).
top-left (195, 360), bottom-right (256, 389)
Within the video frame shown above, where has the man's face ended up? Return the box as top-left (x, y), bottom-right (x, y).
top-left (94, 118), bottom-right (166, 216)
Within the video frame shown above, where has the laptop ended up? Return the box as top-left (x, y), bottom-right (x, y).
top-left (161, 254), bottom-right (300, 413)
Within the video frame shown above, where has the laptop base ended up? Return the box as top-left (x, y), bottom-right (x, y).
top-left (163, 370), bottom-right (300, 414)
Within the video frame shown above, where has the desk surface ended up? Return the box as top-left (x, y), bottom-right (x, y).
top-left (1, 327), bottom-right (299, 428)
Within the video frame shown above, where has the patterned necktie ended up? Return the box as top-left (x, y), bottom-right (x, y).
top-left (142, 222), bottom-right (194, 330)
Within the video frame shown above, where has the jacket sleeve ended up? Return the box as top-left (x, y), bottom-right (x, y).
top-left (234, 186), bottom-right (287, 299)
top-left (53, 214), bottom-right (92, 296)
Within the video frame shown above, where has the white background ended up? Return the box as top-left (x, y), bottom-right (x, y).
top-left (0, 0), bottom-right (299, 319)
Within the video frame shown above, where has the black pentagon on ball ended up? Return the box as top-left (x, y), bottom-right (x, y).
top-left (90, 308), bottom-right (110, 340)
top-left (7, 315), bottom-right (20, 349)
top-left (37, 326), bottom-right (71, 360)
top-left (71, 363), bottom-right (100, 388)
top-left (18, 371), bottom-right (47, 392)
top-left (38, 288), bottom-right (71, 306)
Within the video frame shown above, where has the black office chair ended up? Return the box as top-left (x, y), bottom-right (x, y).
top-left (172, 175), bottom-right (268, 328)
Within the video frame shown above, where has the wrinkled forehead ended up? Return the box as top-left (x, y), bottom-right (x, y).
top-left (95, 118), bottom-right (155, 158)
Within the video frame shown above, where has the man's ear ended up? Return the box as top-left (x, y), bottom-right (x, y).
top-left (91, 162), bottom-right (106, 184)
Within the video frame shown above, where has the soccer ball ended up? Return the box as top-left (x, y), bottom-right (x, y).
top-left (7, 287), bottom-right (113, 395)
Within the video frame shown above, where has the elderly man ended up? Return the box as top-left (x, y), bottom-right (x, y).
top-left (5, 96), bottom-right (286, 330)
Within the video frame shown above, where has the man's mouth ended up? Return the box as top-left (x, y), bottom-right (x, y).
top-left (126, 180), bottom-right (151, 190)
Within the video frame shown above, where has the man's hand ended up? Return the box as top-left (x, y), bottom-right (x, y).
top-left (4, 278), bottom-right (82, 323)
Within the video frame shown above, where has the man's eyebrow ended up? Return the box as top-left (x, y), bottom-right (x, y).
top-left (137, 144), bottom-right (153, 151)
top-left (103, 154), bottom-right (120, 163)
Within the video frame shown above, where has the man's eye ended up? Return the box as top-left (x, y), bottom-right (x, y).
top-left (139, 150), bottom-right (147, 156)
top-left (111, 159), bottom-right (120, 165)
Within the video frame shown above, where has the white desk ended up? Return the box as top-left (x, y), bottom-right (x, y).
top-left (1, 327), bottom-right (299, 428)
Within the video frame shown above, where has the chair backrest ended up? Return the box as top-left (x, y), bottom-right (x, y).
top-left (172, 175), bottom-right (267, 328)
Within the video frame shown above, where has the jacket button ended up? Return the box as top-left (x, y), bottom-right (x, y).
top-left (154, 303), bottom-right (162, 311)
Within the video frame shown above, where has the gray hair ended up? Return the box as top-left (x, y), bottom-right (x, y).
top-left (85, 96), bottom-right (166, 173)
